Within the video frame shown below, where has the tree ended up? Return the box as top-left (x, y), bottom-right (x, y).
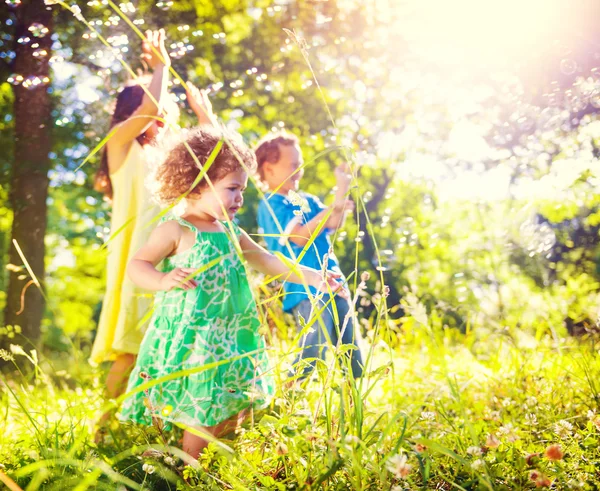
top-left (2, 0), bottom-right (53, 352)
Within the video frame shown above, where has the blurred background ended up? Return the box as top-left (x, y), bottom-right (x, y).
top-left (2, 0), bottom-right (600, 355)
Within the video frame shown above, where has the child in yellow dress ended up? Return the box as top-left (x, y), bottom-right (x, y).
top-left (92, 30), bottom-right (213, 409)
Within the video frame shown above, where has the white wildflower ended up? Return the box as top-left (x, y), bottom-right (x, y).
top-left (467, 446), bottom-right (483, 456)
top-left (142, 463), bottom-right (155, 474)
top-left (287, 190), bottom-right (310, 212)
top-left (554, 420), bottom-right (573, 438)
top-left (498, 423), bottom-right (519, 442)
top-left (275, 442), bottom-right (288, 456)
top-left (567, 479), bottom-right (585, 489)
top-left (0, 349), bottom-right (14, 361)
top-left (386, 453), bottom-right (412, 479)
top-left (525, 396), bottom-right (538, 408)
top-left (70, 4), bottom-right (85, 21)
top-left (501, 398), bottom-right (513, 408)
top-left (525, 413), bottom-right (538, 426)
top-left (345, 435), bottom-right (360, 445)
top-left (9, 344), bottom-right (26, 356)
top-left (471, 458), bottom-right (485, 470)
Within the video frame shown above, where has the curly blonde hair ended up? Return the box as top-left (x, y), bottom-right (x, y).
top-left (153, 125), bottom-right (256, 203)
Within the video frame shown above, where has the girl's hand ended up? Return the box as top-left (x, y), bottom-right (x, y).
top-left (186, 82), bottom-right (214, 125)
top-left (309, 269), bottom-right (349, 299)
top-left (159, 267), bottom-right (198, 291)
top-left (141, 29), bottom-right (170, 69)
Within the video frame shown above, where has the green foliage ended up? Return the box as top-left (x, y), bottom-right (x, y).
top-left (2, 324), bottom-right (600, 489)
top-left (0, 0), bottom-right (598, 346)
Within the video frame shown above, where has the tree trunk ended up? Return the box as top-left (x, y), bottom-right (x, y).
top-left (3, 0), bottom-right (52, 353)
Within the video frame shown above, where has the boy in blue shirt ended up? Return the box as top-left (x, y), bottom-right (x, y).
top-left (255, 133), bottom-right (363, 380)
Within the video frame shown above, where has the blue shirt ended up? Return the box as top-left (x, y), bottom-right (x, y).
top-left (257, 191), bottom-right (343, 312)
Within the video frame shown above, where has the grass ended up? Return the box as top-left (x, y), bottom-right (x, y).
top-left (2, 320), bottom-right (600, 490)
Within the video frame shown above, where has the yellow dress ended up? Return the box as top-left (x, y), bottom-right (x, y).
top-left (90, 140), bottom-right (158, 364)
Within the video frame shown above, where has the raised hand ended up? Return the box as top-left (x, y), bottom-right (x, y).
top-left (334, 162), bottom-right (353, 191)
top-left (186, 81), bottom-right (215, 125)
top-left (141, 29), bottom-right (170, 69)
top-left (159, 267), bottom-right (198, 291)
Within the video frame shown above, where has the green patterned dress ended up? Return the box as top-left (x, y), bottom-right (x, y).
top-left (118, 215), bottom-right (274, 428)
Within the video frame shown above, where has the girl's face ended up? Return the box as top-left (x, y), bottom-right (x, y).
top-left (187, 169), bottom-right (248, 221)
top-left (144, 118), bottom-right (165, 141)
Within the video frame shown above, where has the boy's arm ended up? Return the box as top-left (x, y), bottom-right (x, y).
top-left (238, 229), bottom-right (345, 295)
top-left (325, 199), bottom-right (355, 231)
top-left (259, 197), bottom-right (331, 247)
top-left (332, 162), bottom-right (353, 209)
top-left (128, 221), bottom-right (197, 291)
top-left (289, 199), bottom-right (354, 245)
top-left (288, 208), bottom-right (333, 246)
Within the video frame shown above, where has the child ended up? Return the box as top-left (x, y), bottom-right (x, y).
top-left (118, 126), bottom-right (345, 459)
top-left (255, 133), bottom-right (364, 380)
top-left (92, 29), bottom-right (174, 407)
top-left (91, 28), bottom-right (214, 405)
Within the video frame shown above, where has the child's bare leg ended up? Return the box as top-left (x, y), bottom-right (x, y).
top-left (106, 353), bottom-right (137, 398)
top-left (182, 409), bottom-right (249, 460)
top-left (94, 353), bottom-right (136, 442)
top-left (182, 428), bottom-right (212, 460)
top-left (213, 408), bottom-right (249, 437)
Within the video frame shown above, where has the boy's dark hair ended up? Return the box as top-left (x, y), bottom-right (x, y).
top-left (154, 125), bottom-right (256, 203)
top-left (254, 132), bottom-right (299, 180)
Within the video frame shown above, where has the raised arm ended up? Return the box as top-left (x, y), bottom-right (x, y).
top-left (238, 228), bottom-right (345, 296)
top-left (186, 82), bottom-right (216, 126)
top-left (107, 30), bottom-right (171, 153)
top-left (128, 221), bottom-right (197, 291)
top-left (287, 199), bottom-right (354, 246)
top-left (288, 208), bottom-right (332, 247)
top-left (332, 162), bottom-right (353, 209)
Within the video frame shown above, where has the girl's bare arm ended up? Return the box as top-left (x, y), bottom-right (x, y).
top-left (238, 228), bottom-right (344, 295)
top-left (107, 30), bottom-right (170, 159)
top-left (128, 221), bottom-right (197, 291)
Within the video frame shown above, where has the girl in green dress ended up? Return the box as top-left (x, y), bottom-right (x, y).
top-left (118, 125), bottom-right (346, 459)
